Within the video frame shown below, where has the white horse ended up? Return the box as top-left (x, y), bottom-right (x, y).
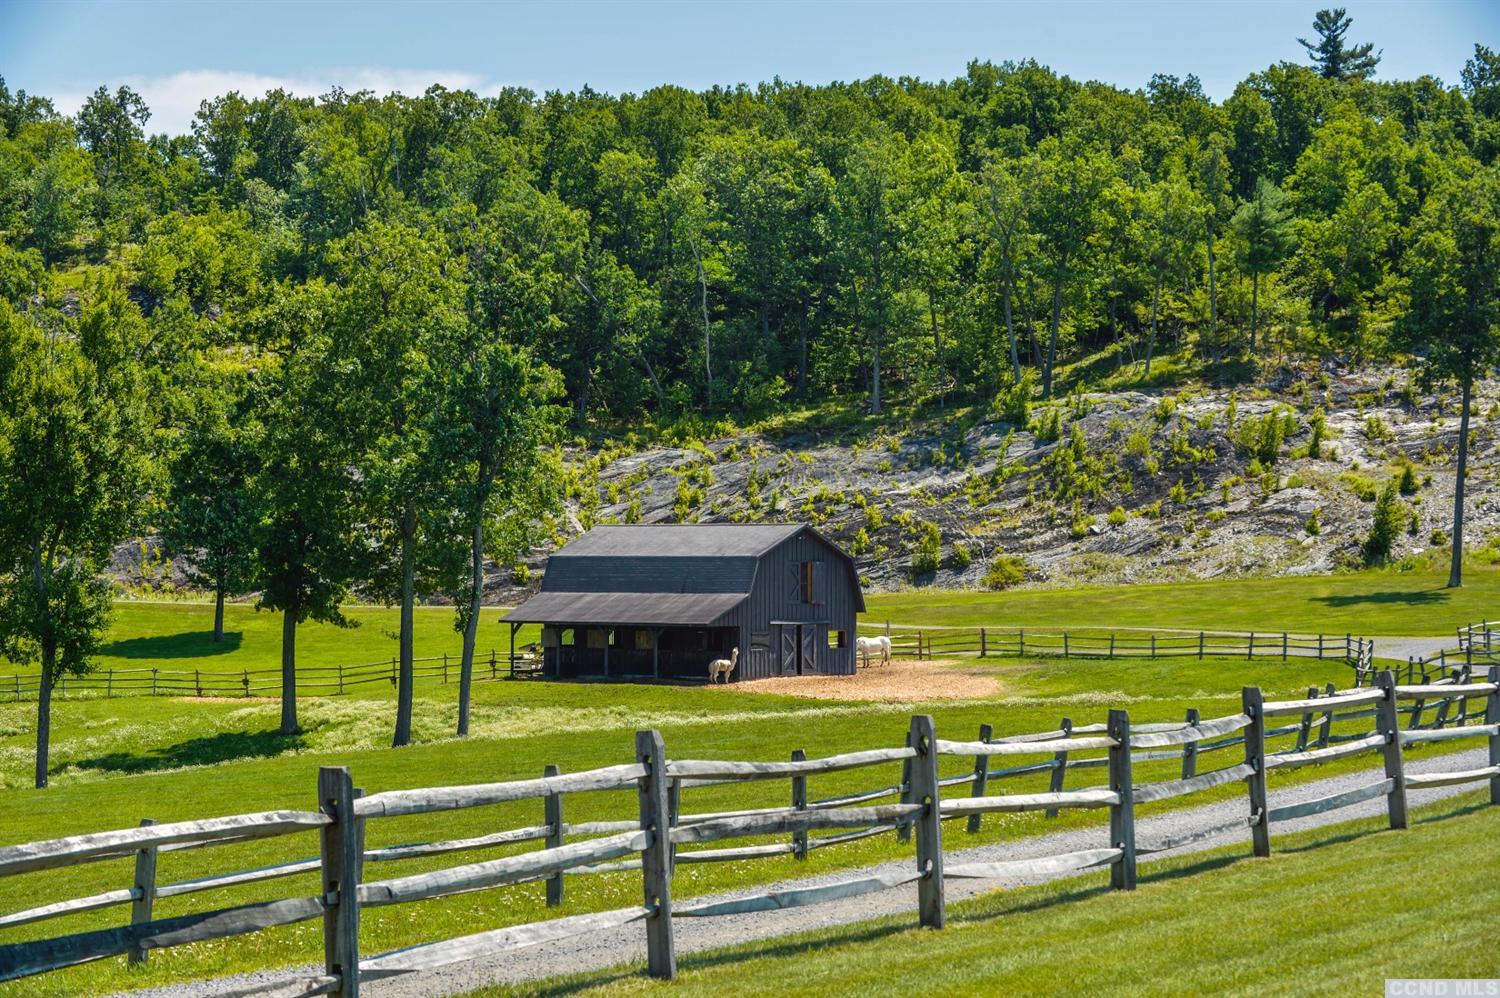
top-left (855, 635), bottom-right (892, 668)
top-left (708, 647), bottom-right (739, 684)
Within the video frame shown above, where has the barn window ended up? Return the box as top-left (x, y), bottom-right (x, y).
top-left (800, 561), bottom-right (824, 603)
top-left (560, 628), bottom-right (575, 647)
top-left (829, 629), bottom-right (847, 649)
top-left (635, 630), bottom-right (654, 651)
top-left (586, 628), bottom-right (606, 649)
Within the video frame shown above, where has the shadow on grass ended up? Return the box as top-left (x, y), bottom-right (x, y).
top-left (99, 631), bottom-right (244, 659)
top-left (1312, 590), bottom-right (1449, 609)
top-left (66, 727), bottom-right (303, 776)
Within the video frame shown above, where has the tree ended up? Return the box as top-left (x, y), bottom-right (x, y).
top-left (247, 280), bottom-right (361, 735)
top-left (1393, 166), bottom-right (1500, 588)
top-left (1362, 481), bottom-right (1403, 565)
top-left (162, 389), bottom-right (260, 643)
top-left (979, 155), bottom-right (1032, 382)
top-left (1141, 174), bottom-right (1199, 377)
top-left (1299, 8), bottom-right (1380, 82)
top-left (0, 277), bottom-right (157, 788)
top-left (326, 221), bottom-right (467, 747)
top-left (1230, 179), bottom-right (1295, 350)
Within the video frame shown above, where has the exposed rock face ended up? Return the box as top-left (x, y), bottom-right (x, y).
top-left (117, 369), bottom-right (1499, 603)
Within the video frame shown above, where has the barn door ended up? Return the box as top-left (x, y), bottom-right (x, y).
top-left (779, 626), bottom-right (798, 676)
top-left (799, 626), bottom-right (818, 675)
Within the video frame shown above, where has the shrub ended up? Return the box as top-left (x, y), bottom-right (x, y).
top-left (1107, 505), bottom-right (1127, 526)
top-left (982, 554), bottom-right (1028, 590)
top-left (1032, 406), bottom-right (1063, 443)
top-left (510, 563), bottom-right (531, 585)
top-left (1396, 461), bottom-right (1419, 495)
top-left (1364, 415), bottom-right (1393, 442)
top-left (995, 369), bottom-right (1037, 426)
top-left (910, 522), bottom-right (942, 576)
top-left (1307, 407), bottom-right (1327, 458)
top-left (1070, 514), bottom-right (1097, 539)
top-left (1429, 528), bottom-right (1449, 547)
top-left (951, 542), bottom-right (973, 570)
top-left (1140, 499), bottom-right (1163, 519)
top-left (1362, 483), bottom-right (1404, 565)
top-left (1306, 509), bottom-right (1321, 535)
top-left (1168, 481), bottom-right (1188, 504)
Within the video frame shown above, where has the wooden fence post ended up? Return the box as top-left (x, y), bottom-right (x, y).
top-left (791, 749), bottom-right (808, 859)
top-left (544, 764), bottom-right (564, 906)
top-left (966, 724), bottom-right (992, 833)
top-left (1247, 632), bottom-right (1255, 660)
top-left (1198, 631), bottom-right (1205, 660)
top-left (107, 670), bottom-right (113, 697)
top-left (635, 730), bottom-right (675, 980)
top-left (1318, 633), bottom-right (1324, 658)
top-left (1150, 634), bottom-right (1156, 659)
top-left (1318, 682), bottom-right (1336, 747)
top-left (897, 730), bottom-right (914, 843)
top-left (1063, 632), bottom-right (1070, 658)
top-left (1282, 632), bottom-right (1288, 661)
top-left (979, 627), bottom-right (987, 658)
top-left (318, 766), bottom-right (361, 997)
top-left (1019, 629), bottom-right (1025, 656)
top-left (1242, 687), bottom-right (1271, 858)
top-left (1106, 709), bottom-right (1136, 890)
top-left (1109, 633), bottom-right (1116, 658)
top-left (908, 714), bottom-right (944, 928)
top-left (442, 652), bottom-right (448, 685)
top-left (1045, 717), bottom-right (1073, 818)
top-left (1180, 708), bottom-right (1200, 779)
top-left (1374, 671), bottom-right (1409, 831)
top-left (1485, 665), bottom-right (1500, 806)
top-left (667, 778), bottom-right (680, 874)
top-left (1295, 687), bottom-right (1318, 752)
top-left (337, 663), bottom-right (344, 696)
top-left (127, 818), bottom-right (158, 965)
top-left (151, 668), bottom-right (158, 696)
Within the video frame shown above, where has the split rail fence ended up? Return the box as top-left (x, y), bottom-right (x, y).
top-left (861, 624), bottom-right (1375, 675)
top-left (2, 667), bottom-right (1496, 993)
top-left (0, 651), bottom-right (541, 703)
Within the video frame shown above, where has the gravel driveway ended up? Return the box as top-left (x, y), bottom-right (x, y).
top-left (119, 745), bottom-right (1494, 998)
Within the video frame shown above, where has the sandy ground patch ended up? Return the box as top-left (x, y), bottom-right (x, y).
top-left (722, 658), bottom-right (1000, 702)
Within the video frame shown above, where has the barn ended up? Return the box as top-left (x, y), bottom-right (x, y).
top-left (502, 524), bottom-right (864, 682)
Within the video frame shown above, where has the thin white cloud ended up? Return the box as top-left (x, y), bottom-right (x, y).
top-left (49, 67), bottom-right (498, 137)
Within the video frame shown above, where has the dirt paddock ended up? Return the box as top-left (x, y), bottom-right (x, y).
top-left (721, 658), bottom-right (1001, 702)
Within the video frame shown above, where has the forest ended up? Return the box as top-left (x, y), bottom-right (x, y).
top-left (3, 10), bottom-right (1500, 785)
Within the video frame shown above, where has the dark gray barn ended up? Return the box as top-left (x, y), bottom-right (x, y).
top-left (502, 524), bottom-right (864, 682)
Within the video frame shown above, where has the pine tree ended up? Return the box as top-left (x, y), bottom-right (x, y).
top-left (1299, 8), bottom-right (1381, 81)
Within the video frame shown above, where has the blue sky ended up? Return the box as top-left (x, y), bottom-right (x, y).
top-left (1, 0), bottom-right (1496, 136)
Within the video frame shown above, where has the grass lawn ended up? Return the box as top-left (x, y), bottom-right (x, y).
top-left (491, 791), bottom-right (1500, 996)
top-left (0, 561), bottom-right (1486, 686)
top-left (866, 562), bottom-right (1500, 636)
top-left (0, 650), bottom-right (1475, 996)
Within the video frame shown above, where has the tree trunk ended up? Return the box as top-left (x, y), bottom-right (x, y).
top-left (871, 325), bottom-right (882, 415)
top-left (1042, 277), bottom-right (1063, 398)
top-left (1002, 273), bottom-right (1020, 383)
top-left (796, 305), bottom-right (809, 398)
top-left (1145, 275), bottom-right (1162, 379)
top-left (929, 292), bottom-right (944, 408)
top-left (691, 239), bottom-right (712, 397)
top-left (35, 663), bottom-right (52, 789)
top-left (1449, 377), bottom-right (1472, 588)
top-left (32, 541), bottom-right (54, 789)
top-left (393, 516), bottom-right (417, 747)
top-left (1250, 271), bottom-right (1259, 353)
top-left (458, 516), bottom-right (483, 736)
top-left (213, 573), bottom-right (226, 644)
top-left (280, 599), bottom-right (298, 735)
top-left (1206, 221), bottom-right (1217, 342)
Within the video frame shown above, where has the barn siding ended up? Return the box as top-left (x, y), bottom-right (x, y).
top-left (543, 556), bottom-right (756, 593)
top-left (734, 531), bottom-right (858, 680)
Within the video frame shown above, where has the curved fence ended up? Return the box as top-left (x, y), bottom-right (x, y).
top-left (2, 666), bottom-right (1496, 993)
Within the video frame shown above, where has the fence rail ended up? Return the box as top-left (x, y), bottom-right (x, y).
top-left (0, 650), bottom-right (541, 703)
top-left (3, 665), bottom-right (1497, 993)
top-left (858, 623), bottom-right (1375, 674)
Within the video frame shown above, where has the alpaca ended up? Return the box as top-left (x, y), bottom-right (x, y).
top-left (708, 647), bottom-right (740, 684)
top-left (854, 635), bottom-right (892, 668)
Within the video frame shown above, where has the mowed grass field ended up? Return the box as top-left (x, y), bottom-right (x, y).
top-left (0, 563), bottom-right (1493, 995)
top-left (488, 791), bottom-right (1500, 996)
top-left (2, 648), bottom-right (1467, 996)
top-left (1, 560), bottom-right (1490, 684)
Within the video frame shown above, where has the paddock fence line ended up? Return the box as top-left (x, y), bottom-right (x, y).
top-left (858, 623), bottom-right (1376, 675)
top-left (0, 649), bottom-right (551, 703)
top-left (3, 668), bottom-right (1496, 993)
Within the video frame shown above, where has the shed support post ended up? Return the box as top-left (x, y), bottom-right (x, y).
top-left (908, 714), bottom-right (944, 928)
top-left (635, 730), bottom-right (675, 979)
top-left (653, 628), bottom-right (661, 680)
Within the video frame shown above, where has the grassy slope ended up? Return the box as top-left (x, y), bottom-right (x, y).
top-left (0, 561), bottom-right (1486, 683)
top-left (1, 651), bottom-right (1437, 996)
top-left (494, 792), bottom-right (1500, 996)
